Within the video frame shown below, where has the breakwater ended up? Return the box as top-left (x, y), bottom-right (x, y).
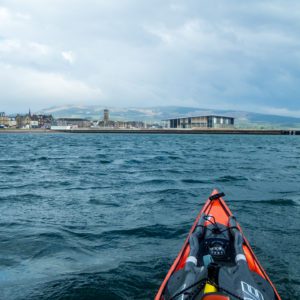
top-left (64, 128), bottom-right (300, 135)
top-left (1, 128), bottom-right (300, 135)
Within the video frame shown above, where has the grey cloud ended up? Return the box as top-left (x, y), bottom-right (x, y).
top-left (0, 0), bottom-right (300, 115)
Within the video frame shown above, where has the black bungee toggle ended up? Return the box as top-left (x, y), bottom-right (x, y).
top-left (209, 192), bottom-right (225, 201)
top-left (204, 215), bottom-right (222, 234)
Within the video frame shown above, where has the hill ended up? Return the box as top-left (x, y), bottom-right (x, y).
top-left (38, 105), bottom-right (300, 129)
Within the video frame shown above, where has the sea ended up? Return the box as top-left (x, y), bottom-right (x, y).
top-left (0, 133), bottom-right (299, 300)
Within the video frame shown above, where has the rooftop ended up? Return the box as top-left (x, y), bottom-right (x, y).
top-left (162, 115), bottom-right (234, 121)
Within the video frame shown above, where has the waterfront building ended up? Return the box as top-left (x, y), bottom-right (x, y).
top-left (96, 109), bottom-right (145, 128)
top-left (15, 113), bottom-right (54, 128)
top-left (115, 121), bottom-right (145, 129)
top-left (97, 119), bottom-right (145, 129)
top-left (103, 109), bottom-right (109, 123)
top-left (99, 109), bottom-right (114, 127)
top-left (8, 117), bottom-right (17, 127)
top-left (163, 115), bottom-right (234, 129)
top-left (15, 110), bottom-right (32, 128)
top-left (146, 122), bottom-right (163, 129)
top-left (36, 114), bottom-right (54, 129)
top-left (30, 114), bottom-right (39, 128)
top-left (0, 112), bottom-right (9, 127)
top-left (98, 119), bottom-right (116, 128)
top-left (55, 118), bottom-right (91, 128)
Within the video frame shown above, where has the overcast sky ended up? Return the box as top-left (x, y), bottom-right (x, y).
top-left (1, 0), bottom-right (300, 116)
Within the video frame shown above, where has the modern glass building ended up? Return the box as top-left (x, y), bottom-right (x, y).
top-left (163, 115), bottom-right (234, 129)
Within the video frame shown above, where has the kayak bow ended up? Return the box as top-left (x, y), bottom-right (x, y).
top-left (155, 189), bottom-right (281, 300)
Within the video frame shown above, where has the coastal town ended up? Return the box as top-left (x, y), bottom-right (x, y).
top-left (0, 109), bottom-right (235, 130)
top-left (0, 109), bottom-right (154, 130)
top-left (1, 109), bottom-right (300, 135)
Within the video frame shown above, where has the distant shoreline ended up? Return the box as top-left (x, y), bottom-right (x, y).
top-left (0, 128), bottom-right (299, 135)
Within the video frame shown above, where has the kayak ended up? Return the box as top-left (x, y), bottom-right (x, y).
top-left (155, 190), bottom-right (281, 300)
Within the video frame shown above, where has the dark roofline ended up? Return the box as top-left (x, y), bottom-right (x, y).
top-left (207, 115), bottom-right (235, 119)
top-left (162, 115), bottom-right (235, 121)
top-left (57, 118), bottom-right (89, 121)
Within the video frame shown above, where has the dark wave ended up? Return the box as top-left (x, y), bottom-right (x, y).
top-left (216, 175), bottom-right (249, 182)
top-left (0, 193), bottom-right (42, 202)
top-left (231, 198), bottom-right (298, 206)
top-left (99, 159), bottom-right (113, 164)
top-left (88, 198), bottom-right (120, 207)
top-left (25, 260), bottom-right (167, 300)
top-left (1, 170), bottom-right (19, 175)
top-left (146, 188), bottom-right (199, 198)
top-left (258, 199), bottom-right (298, 206)
top-left (103, 224), bottom-right (188, 239)
top-left (181, 179), bottom-right (208, 184)
top-left (30, 156), bottom-right (49, 161)
top-left (168, 155), bottom-right (183, 160)
top-left (141, 179), bottom-right (176, 185)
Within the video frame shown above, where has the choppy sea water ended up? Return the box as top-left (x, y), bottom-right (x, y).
top-left (0, 133), bottom-right (299, 300)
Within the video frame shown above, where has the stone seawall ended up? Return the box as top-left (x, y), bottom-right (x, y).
top-left (1, 128), bottom-right (299, 135)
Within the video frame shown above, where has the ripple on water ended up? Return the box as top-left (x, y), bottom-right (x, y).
top-left (258, 198), bottom-right (299, 206)
top-left (231, 198), bottom-right (299, 207)
top-left (0, 134), bottom-right (299, 300)
top-left (0, 193), bottom-right (42, 203)
top-left (102, 224), bottom-right (189, 240)
top-left (181, 179), bottom-right (209, 184)
top-left (216, 175), bottom-right (249, 182)
top-left (88, 197), bottom-right (120, 207)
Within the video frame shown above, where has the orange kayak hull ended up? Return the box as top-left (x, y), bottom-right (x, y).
top-left (155, 189), bottom-right (281, 300)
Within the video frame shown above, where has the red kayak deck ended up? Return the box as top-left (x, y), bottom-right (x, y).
top-left (155, 189), bottom-right (281, 300)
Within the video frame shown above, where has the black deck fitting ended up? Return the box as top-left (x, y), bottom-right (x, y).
top-left (209, 192), bottom-right (225, 201)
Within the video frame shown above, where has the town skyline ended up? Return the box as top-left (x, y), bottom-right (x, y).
top-left (2, 104), bottom-right (300, 130)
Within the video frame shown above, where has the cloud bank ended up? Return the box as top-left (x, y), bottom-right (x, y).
top-left (0, 0), bottom-right (300, 116)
